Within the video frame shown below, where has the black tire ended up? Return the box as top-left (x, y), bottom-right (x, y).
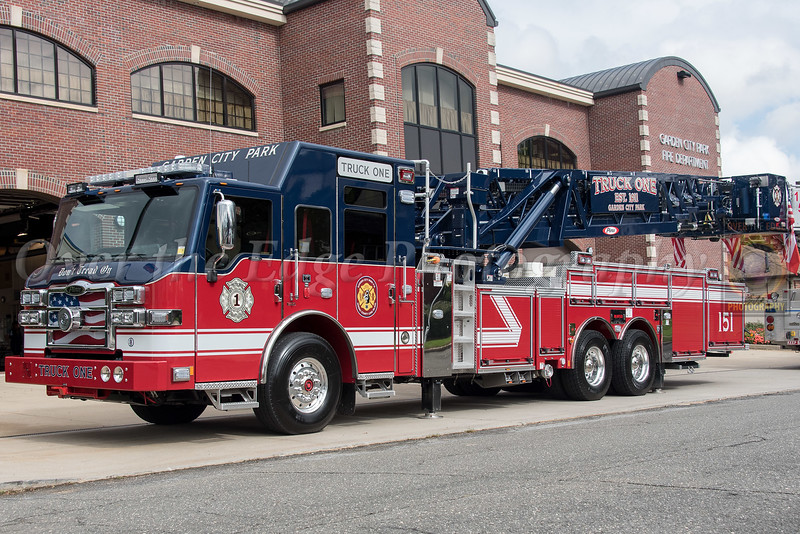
top-left (254, 333), bottom-right (342, 434)
top-left (443, 376), bottom-right (500, 396)
top-left (562, 330), bottom-right (612, 401)
top-left (131, 404), bottom-right (206, 425)
top-left (611, 330), bottom-right (655, 396)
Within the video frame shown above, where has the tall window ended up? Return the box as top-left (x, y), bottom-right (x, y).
top-left (131, 63), bottom-right (254, 130)
top-left (0, 26), bottom-right (94, 105)
top-left (517, 136), bottom-right (576, 169)
top-left (295, 206), bottom-right (331, 259)
top-left (402, 64), bottom-right (476, 175)
top-left (343, 186), bottom-right (387, 262)
top-left (320, 80), bottom-right (345, 126)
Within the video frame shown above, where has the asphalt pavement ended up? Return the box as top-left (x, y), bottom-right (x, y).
top-left (1, 392), bottom-right (798, 533)
top-left (1, 347), bottom-right (798, 493)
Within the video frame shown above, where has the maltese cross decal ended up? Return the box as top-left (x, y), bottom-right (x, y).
top-left (219, 278), bottom-right (255, 323)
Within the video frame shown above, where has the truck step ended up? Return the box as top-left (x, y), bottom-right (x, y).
top-left (356, 373), bottom-right (396, 399)
top-left (196, 380), bottom-right (259, 411)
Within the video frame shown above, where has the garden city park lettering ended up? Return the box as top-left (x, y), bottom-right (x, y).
top-left (659, 133), bottom-right (710, 170)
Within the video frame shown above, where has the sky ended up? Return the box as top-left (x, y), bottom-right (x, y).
top-left (489, 0), bottom-right (800, 183)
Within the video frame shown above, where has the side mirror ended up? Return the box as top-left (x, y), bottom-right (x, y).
top-left (216, 199), bottom-right (236, 251)
top-left (208, 198), bottom-right (236, 283)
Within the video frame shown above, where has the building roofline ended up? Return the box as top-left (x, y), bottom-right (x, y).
top-left (560, 56), bottom-right (721, 112)
top-left (176, 0), bottom-right (286, 25)
top-left (284, 0), bottom-right (497, 26)
top-left (496, 65), bottom-right (594, 106)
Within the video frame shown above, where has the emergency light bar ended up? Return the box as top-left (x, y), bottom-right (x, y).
top-left (85, 162), bottom-right (210, 187)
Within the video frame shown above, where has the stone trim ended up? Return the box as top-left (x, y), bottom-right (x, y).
top-left (124, 46), bottom-right (259, 95)
top-left (0, 5), bottom-right (100, 63)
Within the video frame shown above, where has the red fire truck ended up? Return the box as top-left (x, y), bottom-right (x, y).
top-left (6, 142), bottom-right (789, 433)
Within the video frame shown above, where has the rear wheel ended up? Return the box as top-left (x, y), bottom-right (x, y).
top-left (131, 404), bottom-right (206, 425)
top-left (254, 333), bottom-right (342, 434)
top-left (562, 330), bottom-right (611, 401)
top-left (611, 330), bottom-right (655, 396)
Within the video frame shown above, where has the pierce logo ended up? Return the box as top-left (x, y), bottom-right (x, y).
top-left (603, 226), bottom-right (620, 235)
top-left (355, 276), bottom-right (378, 318)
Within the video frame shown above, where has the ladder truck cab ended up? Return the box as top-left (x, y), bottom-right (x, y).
top-left (7, 141), bottom-right (790, 434)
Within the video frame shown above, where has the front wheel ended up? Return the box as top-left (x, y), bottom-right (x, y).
top-left (131, 404), bottom-right (206, 425)
top-left (611, 330), bottom-right (655, 396)
top-left (254, 333), bottom-right (342, 434)
top-left (562, 330), bottom-right (612, 401)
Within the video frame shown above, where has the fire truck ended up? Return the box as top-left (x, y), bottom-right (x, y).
top-left (6, 142), bottom-right (789, 434)
top-left (763, 183), bottom-right (800, 349)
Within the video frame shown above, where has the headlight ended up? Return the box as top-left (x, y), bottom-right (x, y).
top-left (113, 366), bottom-right (124, 383)
top-left (18, 310), bottom-right (45, 326)
top-left (21, 290), bottom-right (45, 306)
top-left (111, 287), bottom-right (144, 304)
top-left (100, 366), bottom-right (111, 382)
top-left (110, 309), bottom-right (145, 326)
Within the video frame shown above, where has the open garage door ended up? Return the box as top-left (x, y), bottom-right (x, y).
top-left (0, 190), bottom-right (58, 368)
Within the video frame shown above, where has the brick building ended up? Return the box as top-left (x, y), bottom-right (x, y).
top-left (0, 0), bottom-right (730, 333)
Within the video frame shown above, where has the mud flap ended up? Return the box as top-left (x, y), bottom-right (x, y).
top-left (337, 382), bottom-right (356, 416)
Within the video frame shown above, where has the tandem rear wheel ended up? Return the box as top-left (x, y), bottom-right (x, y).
top-left (611, 329), bottom-right (655, 396)
top-left (562, 330), bottom-right (612, 401)
top-left (254, 332), bottom-right (342, 435)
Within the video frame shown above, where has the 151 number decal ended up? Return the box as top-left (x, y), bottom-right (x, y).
top-left (718, 311), bottom-right (734, 333)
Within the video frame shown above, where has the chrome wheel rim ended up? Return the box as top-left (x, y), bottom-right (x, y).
top-left (584, 346), bottom-right (606, 387)
top-left (288, 357), bottom-right (328, 414)
top-left (630, 344), bottom-right (650, 385)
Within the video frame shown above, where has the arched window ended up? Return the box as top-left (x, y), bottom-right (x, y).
top-left (402, 64), bottom-right (476, 175)
top-left (0, 26), bottom-right (94, 105)
top-left (131, 63), bottom-right (254, 130)
top-left (518, 136), bottom-right (576, 169)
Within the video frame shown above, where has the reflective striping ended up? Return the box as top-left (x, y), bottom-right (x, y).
top-left (480, 295), bottom-right (522, 347)
top-left (24, 333), bottom-right (47, 350)
top-left (349, 330), bottom-right (395, 348)
top-left (198, 331), bottom-right (269, 351)
top-left (119, 333), bottom-right (196, 352)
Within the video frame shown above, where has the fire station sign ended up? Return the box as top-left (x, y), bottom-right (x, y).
top-left (590, 174), bottom-right (659, 214)
top-left (338, 157), bottom-right (393, 183)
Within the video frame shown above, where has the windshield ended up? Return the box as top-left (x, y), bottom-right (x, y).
top-left (51, 187), bottom-right (199, 263)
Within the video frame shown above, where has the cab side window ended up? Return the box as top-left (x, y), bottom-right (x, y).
top-left (295, 206), bottom-right (331, 259)
top-left (206, 196), bottom-right (272, 267)
top-left (343, 186), bottom-right (386, 262)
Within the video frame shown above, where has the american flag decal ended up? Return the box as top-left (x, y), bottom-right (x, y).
top-left (47, 290), bottom-right (108, 347)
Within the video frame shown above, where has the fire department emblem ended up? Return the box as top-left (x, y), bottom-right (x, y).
top-left (355, 276), bottom-right (378, 318)
top-left (220, 278), bottom-right (254, 323)
top-left (772, 185), bottom-right (782, 207)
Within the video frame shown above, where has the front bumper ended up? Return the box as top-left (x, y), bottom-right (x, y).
top-left (4, 356), bottom-right (174, 393)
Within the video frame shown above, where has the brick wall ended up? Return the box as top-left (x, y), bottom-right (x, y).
top-left (497, 85), bottom-right (592, 169)
top-left (584, 65), bottom-right (724, 271)
top-left (0, 0), bottom-right (282, 195)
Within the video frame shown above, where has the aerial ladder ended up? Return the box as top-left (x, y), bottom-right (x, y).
top-left (414, 167), bottom-right (788, 281)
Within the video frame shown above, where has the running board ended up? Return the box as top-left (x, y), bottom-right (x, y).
top-left (356, 373), bottom-right (396, 399)
top-left (196, 380), bottom-right (259, 410)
